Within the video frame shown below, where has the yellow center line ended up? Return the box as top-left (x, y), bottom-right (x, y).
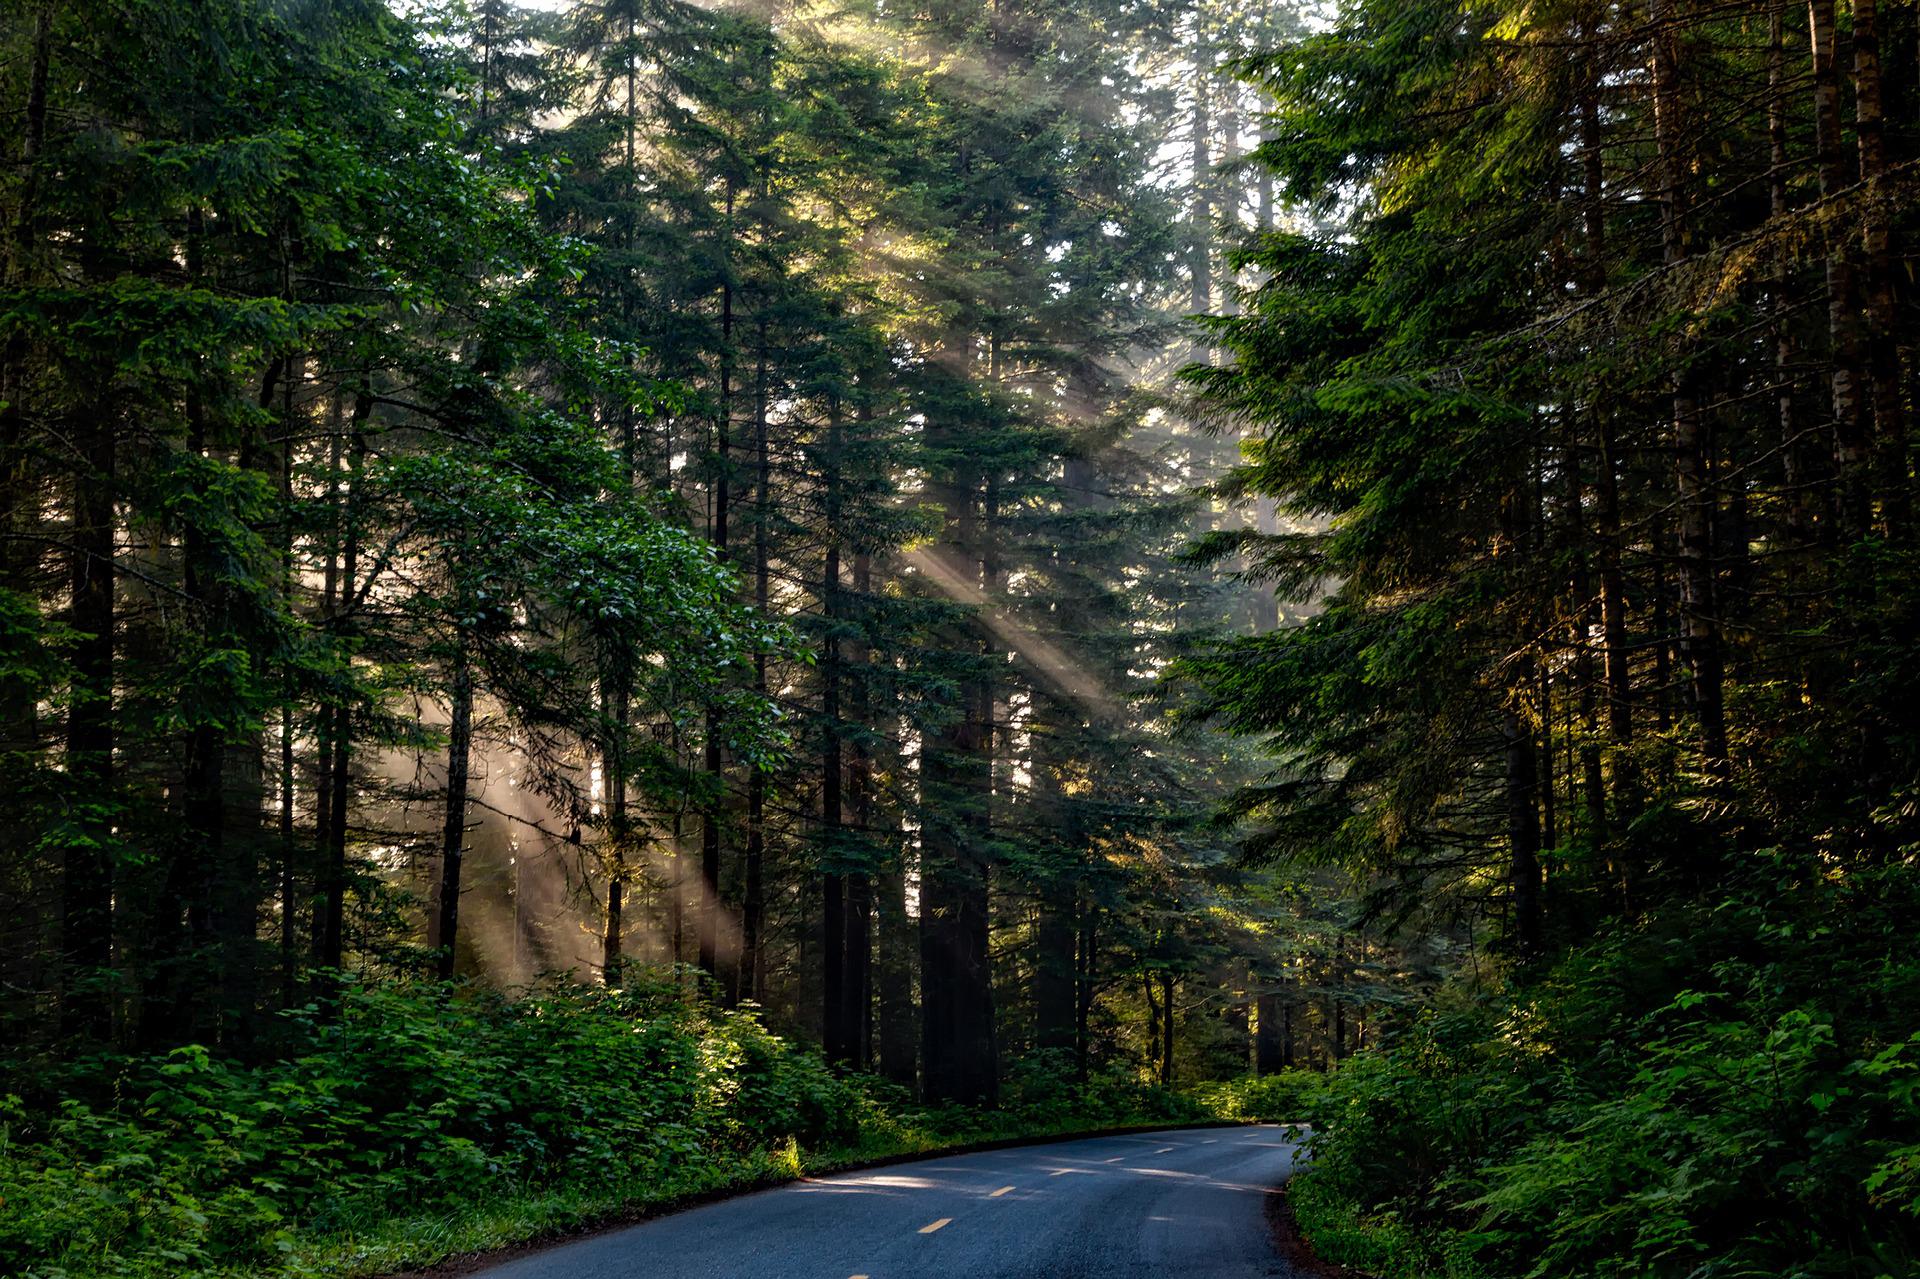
top-left (919, 1217), bottom-right (952, 1234)
top-left (989, 1185), bottom-right (1014, 1197)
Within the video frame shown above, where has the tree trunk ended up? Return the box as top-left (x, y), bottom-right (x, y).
top-left (860, 540), bottom-right (915, 1086)
top-left (0, 7), bottom-right (51, 860)
top-left (61, 406), bottom-right (115, 1040)
top-left (919, 342), bottom-right (996, 1104)
top-left (1809, 0), bottom-right (1870, 535)
top-left (1189, 21), bottom-right (1212, 327)
top-left (602, 661), bottom-right (629, 987)
top-left (1159, 969), bottom-right (1175, 1086)
top-left (1769, 3), bottom-right (1817, 546)
top-left (844, 871), bottom-right (872, 1069)
top-left (1505, 705), bottom-right (1544, 957)
top-left (1853, 0), bottom-right (1907, 534)
top-left (434, 648), bottom-right (472, 982)
top-left (1033, 864), bottom-right (1077, 1055)
top-left (1651, 0), bottom-right (1727, 765)
top-left (875, 859), bottom-right (916, 1085)
top-left (278, 366), bottom-right (300, 1009)
top-left (1074, 903), bottom-right (1097, 1079)
top-left (314, 391), bottom-right (369, 976)
top-left (739, 309), bottom-right (772, 1008)
top-left (1254, 988), bottom-right (1282, 1074)
top-left (700, 198), bottom-right (734, 986)
top-left (821, 397), bottom-right (846, 1057)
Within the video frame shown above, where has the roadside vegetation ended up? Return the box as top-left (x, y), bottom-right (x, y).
top-left (2, 978), bottom-right (1231, 1279)
top-left (1283, 853), bottom-right (1920, 1279)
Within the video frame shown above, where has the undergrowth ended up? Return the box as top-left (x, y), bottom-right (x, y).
top-left (1, 973), bottom-right (1232, 1279)
top-left (1288, 850), bottom-right (1920, 1279)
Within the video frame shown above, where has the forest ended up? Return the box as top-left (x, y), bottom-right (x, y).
top-left (1, 0), bottom-right (1917, 1274)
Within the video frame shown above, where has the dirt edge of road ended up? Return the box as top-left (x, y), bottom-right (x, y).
top-left (384, 1119), bottom-right (1278, 1279)
top-left (1265, 1180), bottom-right (1376, 1279)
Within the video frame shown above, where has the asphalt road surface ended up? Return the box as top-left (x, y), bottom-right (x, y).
top-left (470, 1125), bottom-right (1301, 1279)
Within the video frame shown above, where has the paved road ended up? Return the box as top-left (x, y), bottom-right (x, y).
top-left (472, 1125), bottom-right (1301, 1279)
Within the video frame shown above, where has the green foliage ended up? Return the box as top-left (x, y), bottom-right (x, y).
top-left (1293, 851), bottom-right (1920, 1279)
top-left (0, 982), bottom-right (1221, 1279)
top-left (0, 981), bottom-right (851, 1278)
top-left (1188, 1070), bottom-right (1326, 1123)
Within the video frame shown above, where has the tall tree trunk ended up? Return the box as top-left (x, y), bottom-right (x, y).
top-left (1769, 3), bottom-right (1817, 546)
top-left (739, 310), bottom-right (772, 1008)
top-left (62, 406), bottom-right (115, 1040)
top-left (1281, 992), bottom-right (1294, 1068)
top-left (1143, 969), bottom-right (1160, 1072)
top-left (1033, 461), bottom-right (1090, 1056)
top-left (820, 390), bottom-right (848, 1055)
top-left (1853, 0), bottom-right (1908, 534)
top-left (1254, 988), bottom-right (1282, 1074)
top-left (1577, 70), bottom-right (1621, 834)
top-left (919, 338), bottom-right (996, 1104)
top-left (1565, 446), bottom-right (1607, 839)
top-left (433, 647), bottom-right (472, 982)
top-left (875, 856), bottom-right (915, 1084)
top-left (700, 193), bottom-right (734, 986)
top-left (314, 391), bottom-right (369, 976)
top-left (1810, 0), bottom-right (1870, 535)
top-left (1075, 903), bottom-right (1097, 1079)
top-left (844, 871), bottom-right (871, 1069)
top-left (822, 515), bottom-right (846, 1061)
top-left (601, 662), bottom-right (630, 987)
top-left (1330, 944), bottom-right (1346, 1061)
top-left (1652, 1), bottom-right (1727, 765)
top-left (1159, 968), bottom-right (1175, 1086)
top-left (1253, 115), bottom-right (1280, 637)
top-left (1033, 856), bottom-right (1077, 1055)
top-left (0, 7), bottom-right (51, 863)
top-left (1582, 79), bottom-right (1632, 762)
top-left (278, 362), bottom-right (300, 1008)
top-left (1189, 21), bottom-right (1212, 328)
top-left (859, 539), bottom-right (914, 1086)
top-left (1505, 703), bottom-right (1545, 957)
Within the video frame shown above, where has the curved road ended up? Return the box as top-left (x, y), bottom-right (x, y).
top-left (472, 1125), bottom-right (1301, 1279)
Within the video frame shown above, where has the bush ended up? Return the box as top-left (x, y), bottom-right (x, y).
top-left (0, 980), bottom-right (861, 1278)
top-left (1292, 851), bottom-right (1920, 1279)
top-left (1188, 1070), bottom-right (1327, 1122)
top-left (0, 980), bottom-right (1223, 1279)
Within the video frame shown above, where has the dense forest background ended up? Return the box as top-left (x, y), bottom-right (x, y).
top-left (4, 0), bottom-right (1920, 1275)
top-left (0, 0), bottom-right (1363, 1086)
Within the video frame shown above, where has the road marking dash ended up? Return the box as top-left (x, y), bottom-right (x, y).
top-left (989, 1185), bottom-right (1014, 1197)
top-left (920, 1218), bottom-right (952, 1234)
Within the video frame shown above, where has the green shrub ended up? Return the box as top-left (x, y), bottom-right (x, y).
top-left (1293, 852), bottom-right (1920, 1279)
top-left (0, 981), bottom-right (863, 1278)
top-left (1189, 1070), bottom-right (1327, 1122)
top-left (0, 980), bottom-right (1219, 1279)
